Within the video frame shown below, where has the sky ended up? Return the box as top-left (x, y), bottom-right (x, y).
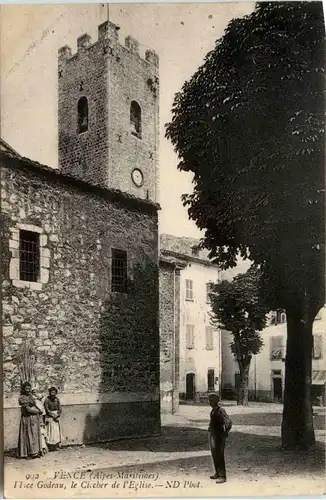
top-left (1, 2), bottom-right (254, 238)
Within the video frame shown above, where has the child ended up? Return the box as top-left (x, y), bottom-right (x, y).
top-left (31, 389), bottom-right (48, 456)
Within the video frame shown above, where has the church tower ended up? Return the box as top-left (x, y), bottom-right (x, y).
top-left (58, 21), bottom-right (159, 202)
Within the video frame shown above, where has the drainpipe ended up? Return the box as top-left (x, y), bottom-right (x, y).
top-left (254, 355), bottom-right (257, 401)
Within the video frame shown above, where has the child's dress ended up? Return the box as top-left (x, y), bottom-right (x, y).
top-left (34, 398), bottom-right (48, 455)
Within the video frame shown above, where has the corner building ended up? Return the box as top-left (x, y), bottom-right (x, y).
top-left (1, 21), bottom-right (160, 451)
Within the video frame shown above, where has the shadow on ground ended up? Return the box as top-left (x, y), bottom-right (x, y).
top-left (186, 413), bottom-right (325, 429)
top-left (92, 428), bottom-right (324, 479)
top-left (86, 425), bottom-right (324, 478)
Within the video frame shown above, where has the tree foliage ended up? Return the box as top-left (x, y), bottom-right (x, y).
top-left (210, 268), bottom-right (268, 355)
top-left (210, 267), bottom-right (268, 404)
top-left (166, 1), bottom-right (325, 313)
top-left (166, 1), bottom-right (325, 447)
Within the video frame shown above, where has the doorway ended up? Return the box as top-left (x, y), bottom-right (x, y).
top-left (207, 369), bottom-right (215, 392)
top-left (272, 377), bottom-right (282, 402)
top-left (186, 373), bottom-right (196, 400)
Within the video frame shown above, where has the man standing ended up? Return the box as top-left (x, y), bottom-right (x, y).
top-left (208, 393), bottom-right (232, 484)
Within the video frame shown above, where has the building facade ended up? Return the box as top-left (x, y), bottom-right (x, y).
top-left (221, 308), bottom-right (326, 405)
top-left (160, 235), bottom-right (221, 407)
top-left (1, 20), bottom-right (161, 451)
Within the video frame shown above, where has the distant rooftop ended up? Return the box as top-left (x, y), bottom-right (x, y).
top-left (160, 234), bottom-right (213, 265)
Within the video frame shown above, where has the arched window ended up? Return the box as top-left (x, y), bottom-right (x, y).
top-left (77, 96), bottom-right (88, 134)
top-left (130, 100), bottom-right (141, 139)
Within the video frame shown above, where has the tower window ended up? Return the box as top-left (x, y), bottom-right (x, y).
top-left (111, 249), bottom-right (128, 293)
top-left (130, 101), bottom-right (142, 139)
top-left (19, 230), bottom-right (40, 282)
top-left (77, 96), bottom-right (88, 134)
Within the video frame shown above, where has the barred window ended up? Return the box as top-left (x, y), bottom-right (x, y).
top-left (185, 279), bottom-right (194, 301)
top-left (19, 230), bottom-right (40, 282)
top-left (111, 249), bottom-right (127, 293)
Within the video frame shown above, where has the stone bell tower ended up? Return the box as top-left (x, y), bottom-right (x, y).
top-left (58, 20), bottom-right (159, 202)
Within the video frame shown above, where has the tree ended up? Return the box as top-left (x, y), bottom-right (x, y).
top-left (166, 2), bottom-right (325, 449)
top-left (210, 268), bottom-right (268, 405)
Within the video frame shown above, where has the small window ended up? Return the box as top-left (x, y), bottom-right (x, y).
top-left (19, 230), bottom-right (40, 282)
top-left (270, 336), bottom-right (285, 361)
top-left (78, 96), bottom-right (88, 134)
top-left (271, 310), bottom-right (286, 325)
top-left (277, 311), bottom-right (286, 324)
top-left (205, 326), bottom-right (214, 350)
top-left (111, 249), bottom-right (127, 293)
top-left (313, 334), bottom-right (323, 359)
top-left (130, 100), bottom-right (142, 139)
top-left (185, 279), bottom-right (194, 301)
top-left (207, 369), bottom-right (215, 391)
top-left (206, 282), bottom-right (213, 303)
top-left (186, 324), bottom-right (195, 349)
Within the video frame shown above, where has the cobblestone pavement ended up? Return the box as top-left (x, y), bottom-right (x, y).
top-left (4, 403), bottom-right (325, 498)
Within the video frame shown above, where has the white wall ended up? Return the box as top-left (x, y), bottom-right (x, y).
top-left (179, 261), bottom-right (221, 397)
top-left (222, 307), bottom-right (326, 402)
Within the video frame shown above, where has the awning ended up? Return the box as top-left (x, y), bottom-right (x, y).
top-left (312, 370), bottom-right (326, 385)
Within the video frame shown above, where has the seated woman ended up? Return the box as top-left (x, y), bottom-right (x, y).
top-left (17, 381), bottom-right (43, 459)
top-left (44, 387), bottom-right (62, 451)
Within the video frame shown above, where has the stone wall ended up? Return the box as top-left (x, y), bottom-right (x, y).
top-left (1, 154), bottom-right (160, 448)
top-left (159, 261), bottom-right (182, 414)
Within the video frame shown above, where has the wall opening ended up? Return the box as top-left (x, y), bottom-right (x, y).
top-left (111, 249), bottom-right (128, 293)
top-left (130, 101), bottom-right (142, 139)
top-left (77, 96), bottom-right (89, 134)
top-left (186, 373), bottom-right (195, 400)
top-left (19, 230), bottom-right (40, 282)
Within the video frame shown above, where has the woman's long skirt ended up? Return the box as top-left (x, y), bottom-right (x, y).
top-left (46, 419), bottom-right (61, 446)
top-left (17, 414), bottom-right (42, 458)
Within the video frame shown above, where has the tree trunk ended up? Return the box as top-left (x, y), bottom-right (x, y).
top-left (237, 358), bottom-right (251, 406)
top-left (282, 308), bottom-right (315, 450)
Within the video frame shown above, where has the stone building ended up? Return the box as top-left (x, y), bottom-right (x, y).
top-left (221, 308), bottom-right (326, 405)
top-left (1, 20), bottom-right (161, 451)
top-left (159, 234), bottom-right (221, 411)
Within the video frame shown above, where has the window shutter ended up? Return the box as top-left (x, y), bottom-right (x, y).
top-left (205, 326), bottom-right (213, 350)
top-left (186, 325), bottom-right (194, 349)
top-left (313, 335), bottom-right (323, 359)
top-left (186, 280), bottom-right (194, 300)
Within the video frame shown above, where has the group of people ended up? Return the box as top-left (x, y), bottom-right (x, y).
top-left (17, 381), bottom-right (230, 480)
top-left (17, 382), bottom-right (62, 459)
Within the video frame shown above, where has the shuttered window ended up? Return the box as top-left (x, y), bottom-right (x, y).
top-left (186, 324), bottom-right (195, 349)
top-left (270, 336), bottom-right (284, 361)
top-left (206, 282), bottom-right (213, 303)
top-left (313, 335), bottom-right (323, 359)
top-left (186, 279), bottom-right (194, 301)
top-left (205, 326), bottom-right (213, 350)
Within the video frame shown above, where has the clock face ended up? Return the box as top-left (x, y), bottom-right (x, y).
top-left (131, 168), bottom-right (144, 187)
